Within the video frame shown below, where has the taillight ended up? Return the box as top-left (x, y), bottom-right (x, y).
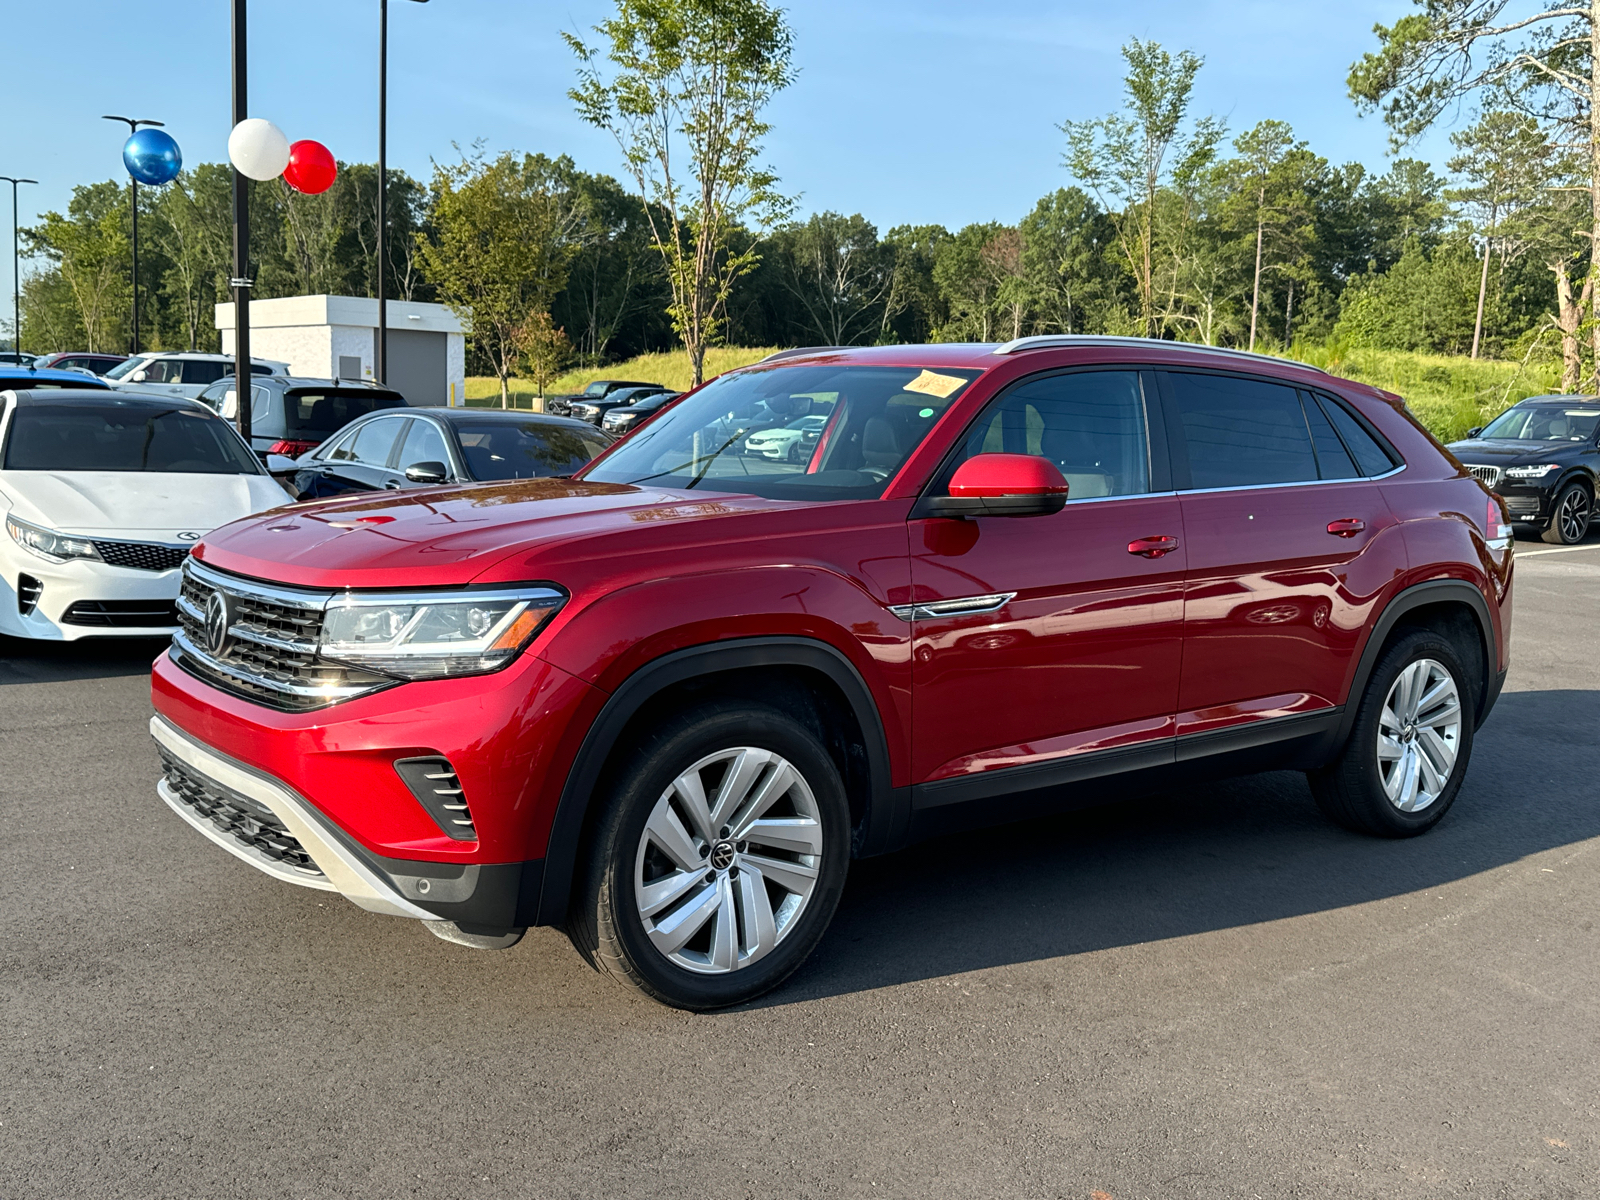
top-left (1486, 495), bottom-right (1511, 541)
top-left (268, 439), bottom-right (318, 457)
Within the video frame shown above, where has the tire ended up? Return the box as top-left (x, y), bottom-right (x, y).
top-left (1541, 482), bottom-right (1592, 545)
top-left (1309, 628), bottom-right (1475, 838)
top-left (569, 700), bottom-right (850, 1010)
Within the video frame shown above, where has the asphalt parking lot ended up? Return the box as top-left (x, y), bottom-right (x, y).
top-left (3, 537), bottom-right (1598, 1200)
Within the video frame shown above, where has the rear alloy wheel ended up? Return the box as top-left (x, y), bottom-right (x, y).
top-left (1309, 628), bottom-right (1475, 837)
top-left (1541, 482), bottom-right (1592, 545)
top-left (571, 701), bottom-right (849, 1009)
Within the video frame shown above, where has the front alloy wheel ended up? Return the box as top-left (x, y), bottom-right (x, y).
top-left (1542, 482), bottom-right (1592, 545)
top-left (634, 747), bottom-right (824, 974)
top-left (571, 700), bottom-right (850, 1009)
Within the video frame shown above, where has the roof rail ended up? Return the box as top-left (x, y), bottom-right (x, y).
top-left (757, 346), bottom-right (856, 364)
top-left (990, 334), bottom-right (1327, 374)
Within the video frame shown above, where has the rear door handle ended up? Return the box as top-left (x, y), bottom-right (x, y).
top-left (1128, 535), bottom-right (1180, 559)
top-left (1327, 518), bottom-right (1366, 538)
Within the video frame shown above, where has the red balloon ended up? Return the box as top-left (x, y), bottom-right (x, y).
top-left (284, 140), bottom-right (337, 195)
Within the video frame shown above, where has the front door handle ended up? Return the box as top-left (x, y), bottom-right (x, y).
top-left (1128, 535), bottom-right (1180, 559)
top-left (1327, 518), bottom-right (1366, 538)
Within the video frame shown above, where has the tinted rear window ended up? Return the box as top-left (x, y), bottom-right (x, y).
top-left (4, 403), bottom-right (262, 474)
top-left (454, 420), bottom-right (612, 480)
top-left (283, 390), bottom-right (405, 433)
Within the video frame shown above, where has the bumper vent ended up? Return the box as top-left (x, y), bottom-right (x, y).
top-left (394, 757), bottom-right (477, 841)
top-left (1467, 465), bottom-right (1502, 489)
top-left (61, 599), bottom-right (179, 627)
top-left (17, 574), bottom-right (41, 616)
top-left (158, 749), bottom-right (324, 878)
top-left (93, 540), bottom-right (189, 572)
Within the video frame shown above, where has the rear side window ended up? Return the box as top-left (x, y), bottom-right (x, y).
top-left (181, 360), bottom-right (228, 386)
top-left (346, 417), bottom-right (407, 467)
top-left (283, 390), bottom-right (405, 433)
top-left (1302, 395), bottom-right (1360, 480)
top-left (1168, 373), bottom-right (1318, 489)
top-left (952, 370), bottom-right (1151, 499)
top-left (1315, 395), bottom-right (1399, 476)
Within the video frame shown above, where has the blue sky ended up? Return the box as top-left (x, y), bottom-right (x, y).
top-left (2, 0), bottom-right (1462, 305)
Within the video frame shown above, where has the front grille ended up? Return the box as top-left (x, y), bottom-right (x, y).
top-left (394, 757), bottom-right (477, 840)
top-left (1467, 464), bottom-right (1502, 488)
top-left (544, 397), bottom-right (571, 416)
top-left (93, 539), bottom-right (190, 572)
top-left (172, 559), bottom-right (391, 712)
top-left (61, 599), bottom-right (178, 627)
top-left (159, 750), bottom-right (324, 878)
top-left (17, 574), bottom-right (41, 615)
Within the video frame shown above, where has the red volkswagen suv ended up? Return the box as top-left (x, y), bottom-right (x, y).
top-left (150, 338), bottom-right (1513, 1009)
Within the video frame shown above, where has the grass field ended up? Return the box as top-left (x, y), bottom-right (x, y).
top-left (464, 347), bottom-right (781, 411)
top-left (467, 343), bottom-right (1561, 441)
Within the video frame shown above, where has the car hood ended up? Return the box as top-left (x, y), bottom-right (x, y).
top-left (0, 471), bottom-right (290, 538)
top-left (194, 477), bottom-right (817, 589)
top-left (1447, 439), bottom-right (1579, 464)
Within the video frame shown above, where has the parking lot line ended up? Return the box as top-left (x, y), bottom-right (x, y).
top-left (1516, 543), bottom-right (1600, 558)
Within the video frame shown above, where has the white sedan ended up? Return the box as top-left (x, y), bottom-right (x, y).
top-left (0, 389), bottom-right (290, 640)
top-left (744, 413), bottom-right (830, 462)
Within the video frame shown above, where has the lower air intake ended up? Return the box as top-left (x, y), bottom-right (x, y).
top-left (394, 757), bottom-right (477, 841)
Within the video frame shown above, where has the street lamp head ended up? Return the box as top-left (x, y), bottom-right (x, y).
top-left (0, 178), bottom-right (39, 186)
top-left (102, 115), bottom-right (165, 131)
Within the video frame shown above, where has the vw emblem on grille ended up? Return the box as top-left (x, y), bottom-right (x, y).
top-left (176, 531), bottom-right (200, 541)
top-left (203, 590), bottom-right (232, 657)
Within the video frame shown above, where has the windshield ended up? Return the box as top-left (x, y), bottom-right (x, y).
top-left (1481, 406), bottom-right (1600, 441)
top-left (103, 356), bottom-right (150, 381)
top-left (284, 390), bottom-right (405, 433)
top-left (3, 403), bottom-right (263, 473)
top-left (581, 364), bottom-right (980, 500)
top-left (454, 419), bottom-right (612, 481)
top-left (584, 382), bottom-right (612, 396)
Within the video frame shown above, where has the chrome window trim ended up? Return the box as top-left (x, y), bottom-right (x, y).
top-left (1174, 463), bottom-right (1406, 497)
top-left (889, 592), bottom-right (1016, 622)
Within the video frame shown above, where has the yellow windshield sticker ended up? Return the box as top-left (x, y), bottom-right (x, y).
top-left (903, 370), bottom-right (966, 399)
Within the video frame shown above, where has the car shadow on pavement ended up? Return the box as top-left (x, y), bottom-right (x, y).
top-left (766, 687), bottom-right (1599, 1007)
top-left (0, 635), bottom-right (168, 686)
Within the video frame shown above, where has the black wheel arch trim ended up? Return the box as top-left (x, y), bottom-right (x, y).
top-left (1335, 578), bottom-right (1501, 749)
top-left (533, 636), bottom-right (899, 928)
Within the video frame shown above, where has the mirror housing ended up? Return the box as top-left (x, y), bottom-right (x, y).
top-left (404, 460), bottom-right (449, 484)
top-left (130, 369), bottom-right (147, 382)
top-left (1465, 426), bottom-right (1483, 439)
top-left (925, 453), bottom-right (1069, 519)
top-left (264, 454), bottom-right (299, 475)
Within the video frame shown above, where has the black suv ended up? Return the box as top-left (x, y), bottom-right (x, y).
top-left (1449, 396), bottom-right (1599, 543)
top-left (544, 379), bottom-right (661, 417)
top-left (196, 375), bottom-right (408, 458)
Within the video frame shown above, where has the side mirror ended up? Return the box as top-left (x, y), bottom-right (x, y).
top-left (1465, 426), bottom-right (1483, 439)
top-left (404, 461), bottom-right (449, 484)
top-left (130, 370), bottom-right (148, 382)
top-left (264, 454), bottom-right (299, 474)
top-left (925, 453), bottom-right (1069, 519)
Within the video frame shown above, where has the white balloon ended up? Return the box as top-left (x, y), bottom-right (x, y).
top-left (228, 118), bottom-right (291, 181)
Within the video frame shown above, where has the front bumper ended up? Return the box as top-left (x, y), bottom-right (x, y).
top-left (0, 548), bottom-right (182, 640)
top-left (152, 714), bottom-right (542, 939)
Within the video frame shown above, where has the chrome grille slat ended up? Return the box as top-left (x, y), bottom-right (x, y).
top-left (173, 559), bottom-right (391, 712)
top-left (1467, 465), bottom-right (1502, 488)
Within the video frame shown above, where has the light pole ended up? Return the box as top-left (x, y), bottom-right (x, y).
top-left (102, 115), bottom-right (163, 355)
top-left (377, 0), bottom-right (428, 386)
top-left (0, 176), bottom-right (37, 358)
top-left (230, 0), bottom-right (253, 447)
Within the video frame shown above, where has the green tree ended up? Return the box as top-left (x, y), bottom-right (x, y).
top-left (554, 171), bottom-right (671, 361)
top-left (880, 224), bottom-right (950, 343)
top-left (1063, 39), bottom-right (1225, 337)
top-left (1350, 1), bottom-right (1600, 379)
top-left (151, 165), bottom-right (234, 351)
top-left (1018, 187), bottom-right (1119, 336)
top-left (417, 151), bottom-right (587, 405)
top-left (1446, 109), bottom-right (1559, 358)
top-left (567, 0), bottom-right (795, 386)
top-left (23, 181), bottom-right (132, 352)
top-left (773, 212), bottom-right (893, 345)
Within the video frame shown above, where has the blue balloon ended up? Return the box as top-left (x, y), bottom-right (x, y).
top-left (122, 128), bottom-right (182, 186)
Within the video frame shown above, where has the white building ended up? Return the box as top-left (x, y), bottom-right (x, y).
top-left (216, 294), bottom-right (466, 407)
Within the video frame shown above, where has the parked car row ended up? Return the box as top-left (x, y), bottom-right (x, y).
top-left (544, 378), bottom-right (664, 417)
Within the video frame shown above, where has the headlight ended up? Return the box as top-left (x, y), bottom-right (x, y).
top-left (1504, 464), bottom-right (1560, 479)
top-left (5, 515), bottom-right (102, 564)
top-left (318, 586), bottom-right (564, 680)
